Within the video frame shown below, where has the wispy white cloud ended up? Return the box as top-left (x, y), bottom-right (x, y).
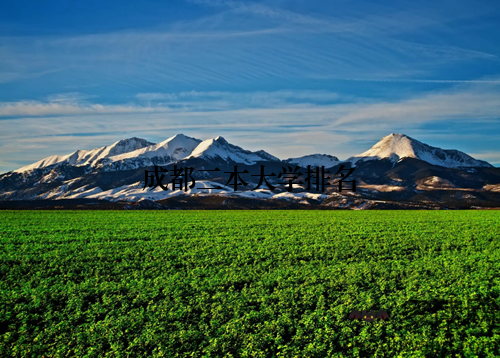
top-left (1, 81), bottom-right (500, 173)
top-left (0, 101), bottom-right (172, 117)
top-left (135, 90), bottom-right (341, 105)
top-left (468, 151), bottom-right (500, 164)
top-left (1, 0), bottom-right (500, 172)
top-left (385, 39), bottom-right (496, 60)
top-left (2, 82), bottom-right (500, 124)
top-left (188, 0), bottom-right (497, 60)
top-left (0, 90), bottom-right (343, 117)
top-left (0, 68), bottom-right (66, 84)
top-left (0, 0), bottom-right (496, 91)
top-left (331, 78), bottom-right (500, 83)
top-left (45, 92), bottom-right (98, 103)
top-left (331, 82), bottom-right (500, 127)
top-left (187, 0), bottom-right (333, 27)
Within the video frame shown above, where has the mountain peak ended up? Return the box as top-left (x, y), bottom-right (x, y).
top-left (105, 134), bottom-right (202, 168)
top-left (214, 136), bottom-right (228, 145)
top-left (285, 154), bottom-right (339, 168)
top-left (109, 137), bottom-right (155, 155)
top-left (362, 133), bottom-right (417, 158)
top-left (115, 136), bottom-right (147, 143)
top-left (187, 136), bottom-right (278, 164)
top-left (387, 132), bottom-right (406, 138)
top-left (161, 133), bottom-right (201, 145)
top-left (383, 133), bottom-right (409, 141)
top-left (169, 133), bottom-right (189, 140)
top-left (347, 133), bottom-right (492, 168)
top-left (13, 136), bottom-right (155, 173)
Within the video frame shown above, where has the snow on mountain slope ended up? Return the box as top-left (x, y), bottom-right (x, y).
top-left (50, 181), bottom-right (327, 202)
top-left (346, 133), bottom-right (493, 168)
top-left (284, 154), bottom-right (339, 168)
top-left (108, 134), bottom-right (201, 162)
top-left (73, 180), bottom-right (233, 202)
top-left (62, 186), bottom-right (103, 199)
top-left (100, 134), bottom-right (202, 171)
top-left (14, 137), bottom-right (155, 173)
top-left (186, 136), bottom-right (279, 165)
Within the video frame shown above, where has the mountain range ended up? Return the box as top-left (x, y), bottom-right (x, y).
top-left (1, 133), bottom-right (499, 209)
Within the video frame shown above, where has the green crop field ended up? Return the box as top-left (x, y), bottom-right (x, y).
top-left (1, 210), bottom-right (499, 357)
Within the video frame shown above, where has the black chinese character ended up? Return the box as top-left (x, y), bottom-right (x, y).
top-left (304, 165), bottom-right (330, 192)
top-left (251, 165), bottom-right (276, 191)
top-left (170, 165), bottom-right (196, 191)
top-left (143, 165), bottom-right (169, 191)
top-left (278, 165), bottom-right (303, 192)
top-left (195, 167), bottom-right (225, 190)
top-left (332, 165), bottom-right (356, 192)
top-left (224, 165), bottom-right (249, 191)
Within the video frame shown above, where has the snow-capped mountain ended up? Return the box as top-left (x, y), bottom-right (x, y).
top-left (345, 133), bottom-right (493, 168)
top-left (98, 134), bottom-right (202, 171)
top-left (186, 136), bottom-right (279, 165)
top-left (14, 137), bottom-right (155, 173)
top-left (285, 154), bottom-right (340, 168)
top-left (2, 132), bottom-right (499, 209)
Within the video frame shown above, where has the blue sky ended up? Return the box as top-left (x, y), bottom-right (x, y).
top-left (1, 0), bottom-right (500, 172)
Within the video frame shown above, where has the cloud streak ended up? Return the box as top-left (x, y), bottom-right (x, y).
top-left (0, 101), bottom-right (172, 117)
top-left (468, 151), bottom-right (500, 165)
top-left (2, 82), bottom-right (499, 123)
top-left (1, 0), bottom-right (500, 172)
top-left (1, 0), bottom-right (497, 93)
top-left (1, 81), bottom-right (500, 172)
top-left (331, 82), bottom-right (500, 126)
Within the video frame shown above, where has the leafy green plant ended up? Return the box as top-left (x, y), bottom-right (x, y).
top-left (0, 210), bottom-right (499, 357)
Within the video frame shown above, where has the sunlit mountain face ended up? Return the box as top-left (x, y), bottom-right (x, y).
top-left (1, 133), bottom-right (499, 209)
